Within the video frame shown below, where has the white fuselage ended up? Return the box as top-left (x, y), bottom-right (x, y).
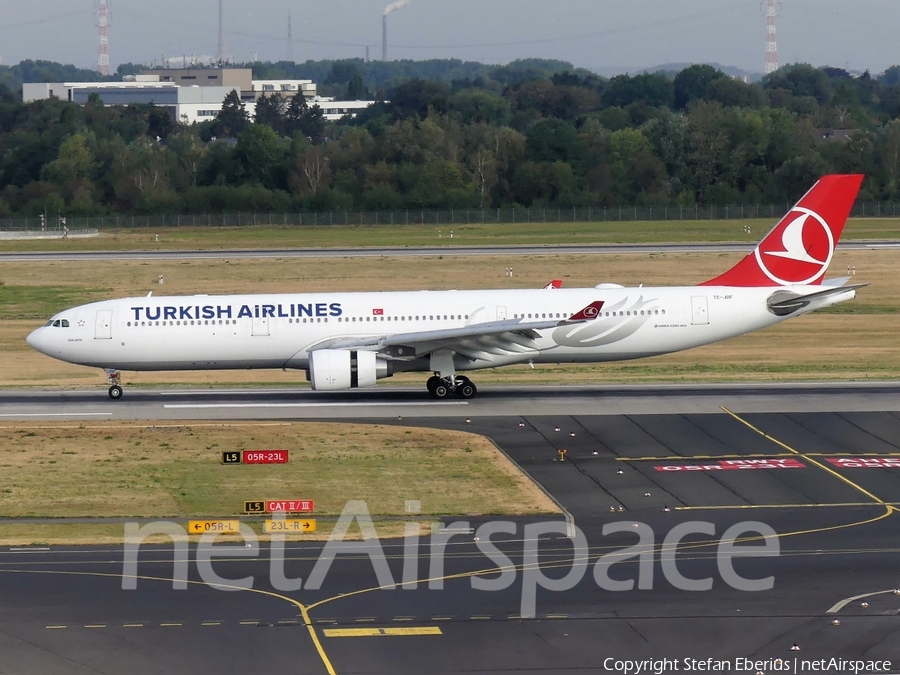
top-left (26, 284), bottom-right (848, 374)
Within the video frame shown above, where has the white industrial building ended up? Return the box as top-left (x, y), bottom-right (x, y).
top-left (23, 80), bottom-right (232, 125)
top-left (23, 69), bottom-right (376, 125)
top-left (311, 97), bottom-right (378, 121)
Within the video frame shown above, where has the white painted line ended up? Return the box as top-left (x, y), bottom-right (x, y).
top-left (9, 547), bottom-right (51, 552)
top-left (827, 588), bottom-right (899, 613)
top-left (164, 401), bottom-right (469, 409)
top-left (0, 412), bottom-right (113, 417)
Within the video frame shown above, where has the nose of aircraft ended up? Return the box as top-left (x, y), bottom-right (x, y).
top-left (26, 326), bottom-right (48, 354)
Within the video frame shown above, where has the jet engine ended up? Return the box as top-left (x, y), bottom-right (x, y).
top-left (308, 349), bottom-right (392, 391)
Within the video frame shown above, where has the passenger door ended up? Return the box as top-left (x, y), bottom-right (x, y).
top-left (690, 296), bottom-right (709, 325)
top-left (252, 315), bottom-right (270, 336)
top-left (94, 310), bottom-right (112, 339)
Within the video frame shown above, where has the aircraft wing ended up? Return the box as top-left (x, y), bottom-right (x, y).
top-left (312, 301), bottom-right (603, 362)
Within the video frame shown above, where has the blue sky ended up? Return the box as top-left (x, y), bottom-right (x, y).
top-left (0, 0), bottom-right (897, 75)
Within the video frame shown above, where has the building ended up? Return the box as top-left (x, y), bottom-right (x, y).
top-left (252, 79), bottom-right (317, 99)
top-left (23, 79), bottom-right (233, 125)
top-left (139, 67), bottom-right (253, 93)
top-left (309, 97), bottom-right (378, 121)
top-left (22, 68), bottom-right (377, 125)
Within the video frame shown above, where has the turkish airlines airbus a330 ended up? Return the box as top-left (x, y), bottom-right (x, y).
top-left (28, 174), bottom-right (865, 400)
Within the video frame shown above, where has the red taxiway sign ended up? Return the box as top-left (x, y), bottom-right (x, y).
top-left (266, 500), bottom-right (315, 513)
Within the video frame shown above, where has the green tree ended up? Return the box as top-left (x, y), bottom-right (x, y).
top-left (450, 89), bottom-right (511, 126)
top-left (673, 64), bottom-right (724, 109)
top-left (212, 90), bottom-right (249, 138)
top-left (234, 125), bottom-right (286, 189)
top-left (42, 133), bottom-right (95, 184)
top-left (602, 73), bottom-right (674, 109)
top-left (764, 64), bottom-right (833, 104)
top-left (347, 73), bottom-right (367, 100)
top-left (255, 93), bottom-right (287, 135)
top-left (284, 94), bottom-right (309, 135)
top-left (389, 79), bottom-right (450, 119)
top-left (705, 77), bottom-right (766, 109)
top-left (525, 118), bottom-right (588, 173)
top-left (297, 105), bottom-right (326, 144)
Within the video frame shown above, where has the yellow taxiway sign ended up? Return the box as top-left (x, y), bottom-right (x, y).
top-left (188, 520), bottom-right (241, 534)
top-left (264, 519), bottom-right (316, 534)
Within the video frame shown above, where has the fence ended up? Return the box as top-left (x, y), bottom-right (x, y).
top-left (1, 202), bottom-right (898, 231)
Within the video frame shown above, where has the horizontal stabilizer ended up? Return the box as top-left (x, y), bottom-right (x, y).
top-left (767, 283), bottom-right (867, 316)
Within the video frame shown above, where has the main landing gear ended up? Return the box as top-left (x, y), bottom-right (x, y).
top-left (426, 374), bottom-right (477, 400)
top-left (106, 369), bottom-right (123, 400)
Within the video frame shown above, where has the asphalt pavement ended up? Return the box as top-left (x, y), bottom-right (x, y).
top-left (2, 401), bottom-right (900, 673)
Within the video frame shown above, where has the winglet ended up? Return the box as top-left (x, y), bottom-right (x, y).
top-left (543, 279), bottom-right (563, 289)
top-left (566, 300), bottom-right (604, 322)
top-left (700, 174), bottom-right (864, 287)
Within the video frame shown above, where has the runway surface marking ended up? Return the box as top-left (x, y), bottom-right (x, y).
top-left (323, 627), bottom-right (442, 637)
top-left (0, 568), bottom-right (339, 675)
top-left (720, 407), bottom-right (887, 505)
top-left (674, 502), bottom-right (896, 511)
top-left (0, 412), bottom-right (113, 417)
top-left (827, 589), bottom-right (900, 613)
top-left (163, 401), bottom-right (469, 409)
top-left (622, 452), bottom-right (900, 461)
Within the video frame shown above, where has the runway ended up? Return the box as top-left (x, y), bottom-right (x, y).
top-left (2, 386), bottom-right (900, 673)
top-left (0, 239), bottom-right (897, 261)
top-left (1, 381), bottom-right (899, 421)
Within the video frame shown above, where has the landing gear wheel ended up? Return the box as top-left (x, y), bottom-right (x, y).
top-left (108, 385), bottom-right (123, 400)
top-left (432, 382), bottom-right (451, 399)
top-left (457, 380), bottom-right (477, 399)
top-left (426, 376), bottom-right (441, 394)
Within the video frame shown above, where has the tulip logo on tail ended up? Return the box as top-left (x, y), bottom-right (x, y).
top-left (756, 206), bottom-right (834, 285)
top-left (755, 207), bottom-right (834, 285)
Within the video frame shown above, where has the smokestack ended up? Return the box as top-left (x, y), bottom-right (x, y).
top-left (382, 0), bottom-right (411, 62)
top-left (217, 0), bottom-right (225, 64)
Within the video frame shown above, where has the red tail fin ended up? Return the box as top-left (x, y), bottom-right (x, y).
top-left (700, 174), bottom-right (864, 287)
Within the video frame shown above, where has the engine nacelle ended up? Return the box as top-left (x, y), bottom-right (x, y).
top-left (309, 349), bottom-right (392, 391)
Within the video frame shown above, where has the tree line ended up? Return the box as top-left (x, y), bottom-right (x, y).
top-left (2, 59), bottom-right (900, 217)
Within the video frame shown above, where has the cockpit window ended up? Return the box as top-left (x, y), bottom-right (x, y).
top-left (60, 319), bottom-right (69, 327)
top-left (44, 320), bottom-right (54, 327)
top-left (52, 320), bottom-right (60, 327)
top-left (49, 319), bottom-right (69, 328)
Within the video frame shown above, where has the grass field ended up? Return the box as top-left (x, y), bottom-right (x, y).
top-left (0, 421), bottom-right (558, 545)
top-left (1, 247), bottom-right (897, 388)
top-left (1, 215), bottom-right (898, 252)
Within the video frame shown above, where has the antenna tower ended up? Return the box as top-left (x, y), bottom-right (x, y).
top-left (763, 0), bottom-right (780, 75)
top-left (97, 0), bottom-right (110, 76)
top-left (287, 12), bottom-right (293, 62)
top-left (217, 0), bottom-right (225, 64)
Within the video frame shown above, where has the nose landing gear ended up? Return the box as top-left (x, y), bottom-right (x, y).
top-left (105, 369), bottom-right (123, 399)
